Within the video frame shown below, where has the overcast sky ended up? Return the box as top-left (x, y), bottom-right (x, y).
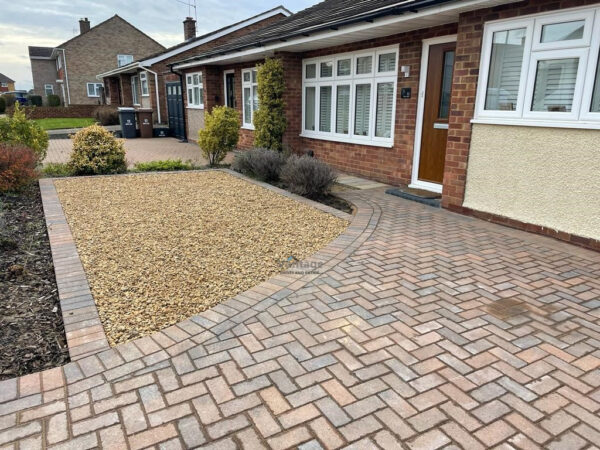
top-left (0, 0), bottom-right (314, 91)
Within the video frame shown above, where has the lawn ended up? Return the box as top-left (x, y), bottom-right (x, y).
top-left (34, 117), bottom-right (96, 130)
top-left (54, 171), bottom-right (349, 345)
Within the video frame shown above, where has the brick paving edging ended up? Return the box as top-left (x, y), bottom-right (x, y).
top-left (39, 179), bottom-right (111, 361)
top-left (37, 169), bottom-right (358, 363)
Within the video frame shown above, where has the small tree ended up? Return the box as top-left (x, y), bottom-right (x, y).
top-left (198, 106), bottom-right (239, 166)
top-left (254, 58), bottom-right (286, 152)
top-left (0, 103), bottom-right (49, 161)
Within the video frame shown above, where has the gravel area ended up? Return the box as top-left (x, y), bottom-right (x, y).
top-left (54, 171), bottom-right (349, 346)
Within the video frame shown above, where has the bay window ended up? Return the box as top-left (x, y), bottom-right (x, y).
top-left (186, 72), bottom-right (203, 108)
top-left (242, 68), bottom-right (258, 128)
top-left (476, 7), bottom-right (600, 126)
top-left (302, 45), bottom-right (398, 147)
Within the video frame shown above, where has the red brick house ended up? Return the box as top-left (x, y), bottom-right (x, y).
top-left (97, 7), bottom-right (291, 138)
top-left (0, 73), bottom-right (15, 92)
top-left (172, 0), bottom-right (600, 249)
top-left (28, 16), bottom-right (165, 106)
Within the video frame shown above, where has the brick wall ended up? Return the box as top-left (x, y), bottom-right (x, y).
top-left (63, 16), bottom-right (164, 105)
top-left (7, 104), bottom-right (109, 119)
top-left (442, 0), bottom-right (600, 209)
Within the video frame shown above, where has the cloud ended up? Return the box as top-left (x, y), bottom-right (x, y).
top-left (1, 0), bottom-right (315, 91)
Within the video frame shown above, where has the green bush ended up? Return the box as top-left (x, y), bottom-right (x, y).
top-left (47, 94), bottom-right (61, 107)
top-left (254, 58), bottom-right (287, 152)
top-left (3, 95), bottom-right (16, 108)
top-left (41, 162), bottom-right (73, 178)
top-left (232, 148), bottom-right (287, 182)
top-left (198, 105), bottom-right (239, 166)
top-left (0, 103), bottom-right (49, 161)
top-left (93, 106), bottom-right (119, 125)
top-left (134, 159), bottom-right (193, 172)
top-left (28, 95), bottom-right (42, 107)
top-left (280, 155), bottom-right (337, 199)
top-left (68, 125), bottom-right (126, 175)
top-left (0, 97), bottom-right (5, 114)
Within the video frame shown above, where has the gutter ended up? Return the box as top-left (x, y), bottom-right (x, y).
top-left (142, 66), bottom-right (162, 124)
top-left (57, 48), bottom-right (71, 105)
top-left (168, 64), bottom-right (188, 143)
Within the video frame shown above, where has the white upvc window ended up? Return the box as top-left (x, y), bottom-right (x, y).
top-left (131, 76), bottom-right (140, 105)
top-left (186, 72), bottom-right (204, 108)
top-left (86, 82), bottom-right (103, 98)
top-left (140, 71), bottom-right (149, 96)
top-left (302, 45), bottom-right (398, 147)
top-left (117, 54), bottom-right (133, 67)
top-left (44, 84), bottom-right (54, 95)
top-left (242, 68), bottom-right (258, 128)
top-left (475, 6), bottom-right (600, 128)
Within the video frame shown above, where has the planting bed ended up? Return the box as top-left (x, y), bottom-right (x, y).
top-left (54, 171), bottom-right (349, 346)
top-left (0, 185), bottom-right (69, 380)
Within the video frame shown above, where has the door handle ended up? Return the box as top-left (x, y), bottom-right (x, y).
top-left (433, 123), bottom-right (449, 129)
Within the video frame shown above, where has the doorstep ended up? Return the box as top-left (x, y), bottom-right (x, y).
top-left (386, 185), bottom-right (441, 207)
top-left (336, 174), bottom-right (389, 190)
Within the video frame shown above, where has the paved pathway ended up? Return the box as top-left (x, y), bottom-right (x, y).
top-left (44, 138), bottom-right (233, 168)
top-left (1, 188), bottom-right (600, 449)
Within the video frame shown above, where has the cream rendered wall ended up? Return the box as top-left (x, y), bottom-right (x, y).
top-left (463, 124), bottom-right (600, 241)
top-left (186, 108), bottom-right (205, 142)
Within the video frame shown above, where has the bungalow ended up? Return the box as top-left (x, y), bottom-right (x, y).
top-left (171, 0), bottom-right (600, 249)
top-left (97, 7), bottom-right (291, 138)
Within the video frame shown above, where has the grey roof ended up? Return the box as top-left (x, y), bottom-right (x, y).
top-left (28, 46), bottom-right (54, 58)
top-left (175, 0), bottom-right (457, 64)
top-left (0, 73), bottom-right (15, 83)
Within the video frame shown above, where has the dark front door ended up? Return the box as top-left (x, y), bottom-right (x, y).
top-left (225, 73), bottom-right (235, 108)
top-left (418, 42), bottom-right (456, 184)
top-left (166, 82), bottom-right (185, 139)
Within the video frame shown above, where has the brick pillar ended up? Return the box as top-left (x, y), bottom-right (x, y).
top-left (204, 66), bottom-right (222, 112)
top-left (277, 52), bottom-right (303, 153)
top-left (120, 74), bottom-right (133, 107)
top-left (441, 11), bottom-right (484, 210)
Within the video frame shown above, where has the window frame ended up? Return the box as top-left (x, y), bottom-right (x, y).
top-left (301, 45), bottom-right (399, 148)
top-left (86, 82), bottom-right (103, 98)
top-left (185, 71), bottom-right (204, 109)
top-left (44, 84), bottom-right (54, 95)
top-left (474, 6), bottom-right (600, 128)
top-left (241, 68), bottom-right (258, 129)
top-left (140, 71), bottom-right (149, 97)
top-left (131, 76), bottom-right (140, 105)
top-left (117, 54), bottom-right (133, 67)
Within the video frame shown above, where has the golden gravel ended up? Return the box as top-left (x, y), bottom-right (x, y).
top-left (54, 171), bottom-right (349, 346)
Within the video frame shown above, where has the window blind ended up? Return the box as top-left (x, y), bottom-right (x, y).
top-left (356, 56), bottom-right (372, 75)
top-left (319, 86), bottom-right (332, 132)
top-left (378, 53), bottom-right (396, 72)
top-left (336, 85), bottom-right (350, 134)
top-left (532, 58), bottom-right (579, 112)
top-left (354, 84), bottom-right (371, 136)
top-left (375, 82), bottom-right (393, 138)
top-left (485, 28), bottom-right (526, 111)
top-left (305, 87), bottom-right (316, 131)
top-left (592, 51), bottom-right (600, 112)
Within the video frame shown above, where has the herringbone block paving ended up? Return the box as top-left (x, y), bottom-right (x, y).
top-left (1, 189), bottom-right (599, 449)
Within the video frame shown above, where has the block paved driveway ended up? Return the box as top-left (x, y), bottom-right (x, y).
top-left (1, 188), bottom-right (600, 449)
top-left (44, 138), bottom-right (233, 167)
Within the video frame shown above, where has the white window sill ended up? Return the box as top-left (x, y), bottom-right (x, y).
top-left (241, 125), bottom-right (255, 130)
top-left (471, 118), bottom-right (600, 130)
top-left (186, 105), bottom-right (204, 110)
top-left (141, 94), bottom-right (150, 97)
top-left (87, 96), bottom-right (100, 98)
top-left (299, 132), bottom-right (394, 148)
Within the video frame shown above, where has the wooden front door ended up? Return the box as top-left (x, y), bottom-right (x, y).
top-left (417, 42), bottom-right (456, 184)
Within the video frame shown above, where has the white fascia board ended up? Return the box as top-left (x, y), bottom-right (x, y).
top-left (140, 7), bottom-right (291, 67)
top-left (173, 0), bottom-right (516, 69)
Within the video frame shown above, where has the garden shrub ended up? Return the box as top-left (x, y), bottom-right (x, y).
top-left (280, 155), bottom-right (337, 199)
top-left (232, 148), bottom-right (286, 182)
top-left (198, 106), bottom-right (239, 166)
top-left (0, 144), bottom-right (39, 192)
top-left (93, 106), bottom-right (119, 126)
top-left (254, 58), bottom-right (286, 152)
top-left (41, 162), bottom-right (73, 178)
top-left (0, 103), bottom-right (49, 161)
top-left (28, 95), bottom-right (42, 107)
top-left (134, 159), bottom-right (193, 172)
top-left (47, 94), bottom-right (61, 107)
top-left (0, 97), bottom-right (5, 114)
top-left (3, 95), bottom-right (16, 108)
top-left (68, 124), bottom-right (126, 175)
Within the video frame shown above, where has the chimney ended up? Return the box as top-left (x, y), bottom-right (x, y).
top-left (79, 18), bottom-right (90, 34)
top-left (183, 17), bottom-right (196, 40)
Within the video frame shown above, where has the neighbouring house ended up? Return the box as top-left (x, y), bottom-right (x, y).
top-left (29, 16), bottom-right (165, 106)
top-left (0, 73), bottom-right (15, 92)
top-left (172, 0), bottom-right (600, 249)
top-left (97, 6), bottom-right (291, 138)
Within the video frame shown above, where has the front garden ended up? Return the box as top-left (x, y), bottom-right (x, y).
top-left (34, 117), bottom-right (95, 130)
